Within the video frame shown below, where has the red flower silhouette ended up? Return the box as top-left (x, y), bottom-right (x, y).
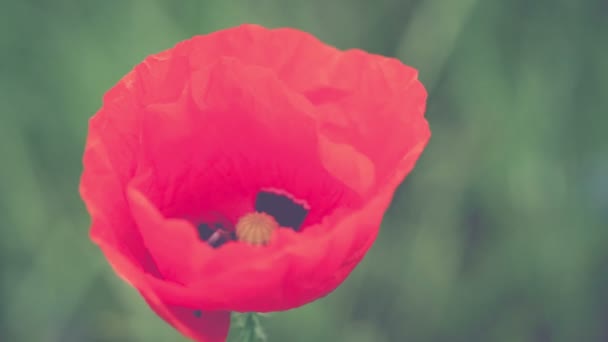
top-left (80, 24), bottom-right (429, 341)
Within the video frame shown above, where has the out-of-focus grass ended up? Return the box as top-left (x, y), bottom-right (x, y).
top-left (0, 0), bottom-right (606, 341)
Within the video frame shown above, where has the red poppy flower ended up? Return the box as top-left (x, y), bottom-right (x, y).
top-left (80, 24), bottom-right (429, 341)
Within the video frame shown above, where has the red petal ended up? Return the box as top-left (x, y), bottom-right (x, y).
top-left (183, 24), bottom-right (427, 194)
top-left (81, 40), bottom-right (195, 277)
top-left (143, 296), bottom-right (230, 342)
top-left (80, 71), bottom-right (159, 275)
top-left (133, 56), bottom-right (362, 227)
top-left (186, 25), bottom-right (339, 93)
top-left (135, 23), bottom-right (424, 190)
top-left (96, 240), bottom-right (230, 342)
top-left (310, 51), bottom-right (427, 191)
top-left (127, 186), bottom-right (210, 285)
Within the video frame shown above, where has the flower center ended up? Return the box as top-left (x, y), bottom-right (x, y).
top-left (235, 212), bottom-right (279, 246)
top-left (196, 190), bottom-right (309, 248)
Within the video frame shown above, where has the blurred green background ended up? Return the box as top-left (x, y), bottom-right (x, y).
top-left (1, 0), bottom-right (607, 341)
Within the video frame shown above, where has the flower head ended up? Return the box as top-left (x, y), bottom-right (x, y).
top-left (80, 24), bottom-right (430, 341)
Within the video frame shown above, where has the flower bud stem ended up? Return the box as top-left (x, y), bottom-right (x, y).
top-left (230, 312), bottom-right (267, 342)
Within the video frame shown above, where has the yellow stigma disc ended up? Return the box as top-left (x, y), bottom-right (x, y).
top-left (235, 212), bottom-right (278, 246)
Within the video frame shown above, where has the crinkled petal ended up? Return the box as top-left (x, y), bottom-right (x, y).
top-left (182, 24), bottom-right (427, 192)
top-left (80, 72), bottom-right (158, 275)
top-left (97, 241), bottom-right (230, 341)
top-left (127, 186), bottom-right (210, 285)
top-left (133, 56), bottom-right (362, 229)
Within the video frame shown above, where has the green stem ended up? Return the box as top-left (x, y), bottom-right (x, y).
top-left (231, 312), bottom-right (267, 342)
